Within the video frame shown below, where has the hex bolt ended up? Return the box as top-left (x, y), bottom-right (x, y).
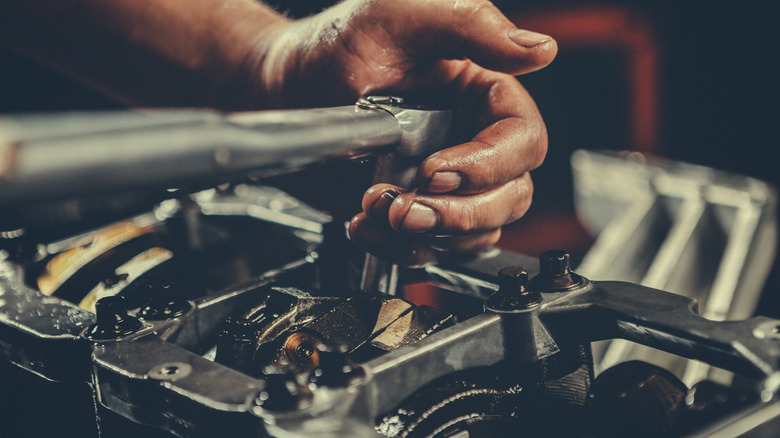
top-left (531, 250), bottom-right (584, 292)
top-left (485, 267), bottom-right (558, 362)
top-left (84, 295), bottom-right (143, 340)
top-left (540, 250), bottom-right (571, 277)
top-left (486, 267), bottom-right (543, 312)
top-left (366, 95), bottom-right (405, 105)
top-left (138, 280), bottom-right (192, 320)
top-left (498, 267), bottom-right (531, 296)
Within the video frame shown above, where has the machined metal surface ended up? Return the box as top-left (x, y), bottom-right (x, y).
top-left (573, 150), bottom-right (778, 385)
top-left (4, 206), bottom-right (780, 437)
top-left (77, 256), bottom-right (780, 437)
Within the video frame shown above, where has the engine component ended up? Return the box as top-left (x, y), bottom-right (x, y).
top-left (573, 150), bottom-right (777, 385)
top-left (214, 284), bottom-right (454, 376)
top-left (2, 103), bottom-right (780, 438)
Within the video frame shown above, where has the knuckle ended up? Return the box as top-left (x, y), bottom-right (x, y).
top-left (451, 0), bottom-right (483, 21)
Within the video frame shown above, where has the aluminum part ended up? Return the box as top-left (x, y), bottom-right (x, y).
top-left (573, 150), bottom-right (777, 386)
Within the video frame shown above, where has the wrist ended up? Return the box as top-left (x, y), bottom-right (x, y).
top-left (204, 2), bottom-right (293, 110)
top-left (245, 3), bottom-right (365, 110)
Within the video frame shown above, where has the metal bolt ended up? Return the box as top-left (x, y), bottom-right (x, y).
top-left (531, 250), bottom-right (584, 292)
top-left (486, 267), bottom-right (543, 311)
top-left (297, 343), bottom-right (314, 358)
top-left (498, 266), bottom-right (530, 296)
top-left (539, 250), bottom-right (571, 277)
top-left (84, 295), bottom-right (143, 340)
top-left (485, 267), bottom-right (558, 362)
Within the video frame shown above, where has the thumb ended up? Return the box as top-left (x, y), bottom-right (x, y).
top-left (405, 0), bottom-right (557, 75)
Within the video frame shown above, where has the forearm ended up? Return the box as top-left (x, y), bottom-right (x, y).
top-left (0, 0), bottom-right (289, 109)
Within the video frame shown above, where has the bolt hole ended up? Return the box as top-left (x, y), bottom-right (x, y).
top-left (149, 362), bottom-right (191, 381)
top-left (160, 365), bottom-right (179, 375)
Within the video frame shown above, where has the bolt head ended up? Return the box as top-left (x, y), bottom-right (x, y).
top-left (531, 250), bottom-right (585, 292)
top-left (539, 250), bottom-right (571, 277)
top-left (86, 295), bottom-right (143, 340)
top-left (486, 266), bottom-right (542, 312)
top-left (497, 267), bottom-right (529, 295)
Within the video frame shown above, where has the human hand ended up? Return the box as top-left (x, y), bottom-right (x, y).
top-left (255, 0), bottom-right (557, 264)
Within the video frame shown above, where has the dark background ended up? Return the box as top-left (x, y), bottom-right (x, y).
top-left (505, 1), bottom-right (780, 205)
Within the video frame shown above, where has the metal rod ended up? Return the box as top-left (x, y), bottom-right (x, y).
top-left (0, 106), bottom-right (402, 204)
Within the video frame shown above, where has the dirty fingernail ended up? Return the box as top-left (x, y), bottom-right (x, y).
top-left (508, 29), bottom-right (552, 48)
top-left (370, 189), bottom-right (399, 219)
top-left (428, 172), bottom-right (462, 193)
top-left (401, 203), bottom-right (438, 233)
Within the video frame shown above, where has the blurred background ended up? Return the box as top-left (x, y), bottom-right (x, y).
top-left (2, 0), bottom-right (778, 312)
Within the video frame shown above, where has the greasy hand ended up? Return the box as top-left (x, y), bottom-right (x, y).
top-left (257, 0), bottom-right (557, 265)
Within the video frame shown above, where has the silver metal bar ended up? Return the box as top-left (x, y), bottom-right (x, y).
top-left (365, 312), bottom-right (504, 413)
top-left (0, 106), bottom-right (402, 204)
